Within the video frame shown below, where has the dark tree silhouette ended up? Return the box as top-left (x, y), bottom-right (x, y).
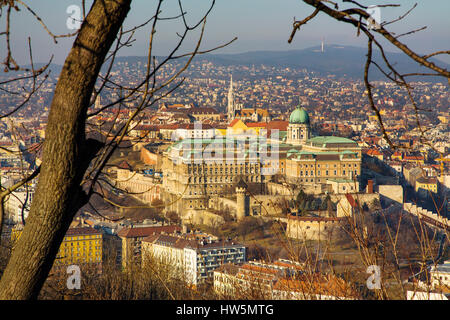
top-left (0, 0), bottom-right (230, 299)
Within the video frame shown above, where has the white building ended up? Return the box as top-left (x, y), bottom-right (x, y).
top-left (172, 123), bottom-right (216, 140)
top-left (142, 233), bottom-right (246, 286)
top-left (326, 178), bottom-right (360, 194)
top-left (4, 187), bottom-right (34, 224)
top-left (430, 261), bottom-right (450, 289)
top-left (214, 259), bottom-right (357, 300)
top-left (407, 290), bottom-right (448, 300)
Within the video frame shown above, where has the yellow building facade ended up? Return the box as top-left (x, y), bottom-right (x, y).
top-left (11, 226), bottom-right (103, 269)
top-left (55, 227), bottom-right (103, 267)
top-left (415, 177), bottom-right (438, 195)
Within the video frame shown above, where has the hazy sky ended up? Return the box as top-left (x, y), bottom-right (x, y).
top-left (4, 0), bottom-right (450, 65)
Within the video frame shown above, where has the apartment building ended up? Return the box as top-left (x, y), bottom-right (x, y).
top-left (430, 261), bottom-right (450, 289)
top-left (11, 226), bottom-right (103, 273)
top-left (55, 227), bottom-right (103, 270)
top-left (142, 233), bottom-right (246, 286)
top-left (117, 225), bottom-right (181, 268)
top-left (213, 259), bottom-right (357, 300)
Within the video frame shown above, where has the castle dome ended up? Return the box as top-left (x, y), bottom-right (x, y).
top-left (289, 103), bottom-right (310, 124)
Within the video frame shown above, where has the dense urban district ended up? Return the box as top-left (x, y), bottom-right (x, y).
top-left (0, 54), bottom-right (449, 300)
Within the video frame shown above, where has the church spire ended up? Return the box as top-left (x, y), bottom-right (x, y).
top-left (227, 74), bottom-right (234, 119)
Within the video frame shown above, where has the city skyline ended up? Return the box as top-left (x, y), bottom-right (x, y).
top-left (0, 0), bottom-right (448, 302)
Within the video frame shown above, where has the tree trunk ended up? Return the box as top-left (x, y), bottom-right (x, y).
top-left (0, 0), bottom-right (131, 299)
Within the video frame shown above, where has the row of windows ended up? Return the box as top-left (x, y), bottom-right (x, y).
top-left (300, 163), bottom-right (358, 168)
top-left (188, 163), bottom-right (260, 170)
top-left (189, 175), bottom-right (260, 184)
top-left (56, 256), bottom-right (101, 264)
top-left (188, 167), bottom-right (260, 175)
top-left (65, 235), bottom-right (101, 241)
top-left (61, 246), bottom-right (102, 252)
top-left (61, 240), bottom-right (101, 246)
top-left (299, 170), bottom-right (358, 177)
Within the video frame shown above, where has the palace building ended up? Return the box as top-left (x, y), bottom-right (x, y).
top-left (284, 102), bottom-right (362, 187)
top-left (161, 136), bottom-right (268, 213)
top-left (160, 98), bottom-right (362, 217)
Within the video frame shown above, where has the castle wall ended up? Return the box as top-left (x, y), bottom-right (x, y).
top-left (182, 209), bottom-right (225, 227)
top-left (286, 217), bottom-right (345, 241)
top-left (377, 185), bottom-right (403, 205)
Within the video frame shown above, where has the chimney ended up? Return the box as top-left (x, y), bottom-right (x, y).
top-left (367, 180), bottom-right (374, 194)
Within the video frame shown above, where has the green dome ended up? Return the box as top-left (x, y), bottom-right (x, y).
top-left (289, 104), bottom-right (310, 124)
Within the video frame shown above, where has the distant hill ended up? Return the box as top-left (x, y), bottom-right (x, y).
top-left (197, 45), bottom-right (449, 81)
top-left (18, 45), bottom-right (450, 82)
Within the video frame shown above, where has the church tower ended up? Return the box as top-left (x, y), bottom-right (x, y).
top-left (286, 99), bottom-right (311, 146)
top-left (94, 95), bottom-right (101, 110)
top-left (227, 75), bottom-right (234, 120)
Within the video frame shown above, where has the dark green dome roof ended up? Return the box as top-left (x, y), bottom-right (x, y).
top-left (289, 104), bottom-right (310, 124)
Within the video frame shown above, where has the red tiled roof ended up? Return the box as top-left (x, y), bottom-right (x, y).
top-left (66, 227), bottom-right (101, 236)
top-left (158, 124), bottom-right (180, 130)
top-left (273, 275), bottom-right (357, 298)
top-left (416, 177), bottom-right (438, 184)
top-left (117, 225), bottom-right (181, 238)
top-left (118, 160), bottom-right (132, 170)
top-left (177, 123), bottom-right (214, 130)
top-left (142, 233), bottom-right (243, 250)
top-left (366, 148), bottom-right (382, 156)
top-left (228, 119), bottom-right (241, 127)
top-left (404, 155), bottom-right (424, 160)
top-left (245, 122), bottom-right (267, 128)
top-left (184, 107), bottom-right (218, 114)
top-left (267, 121), bottom-right (289, 131)
top-left (240, 264), bottom-right (279, 275)
top-left (167, 104), bottom-right (185, 109)
top-left (133, 125), bottom-right (159, 131)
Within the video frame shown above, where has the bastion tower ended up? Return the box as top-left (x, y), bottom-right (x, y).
top-left (236, 178), bottom-right (249, 221)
